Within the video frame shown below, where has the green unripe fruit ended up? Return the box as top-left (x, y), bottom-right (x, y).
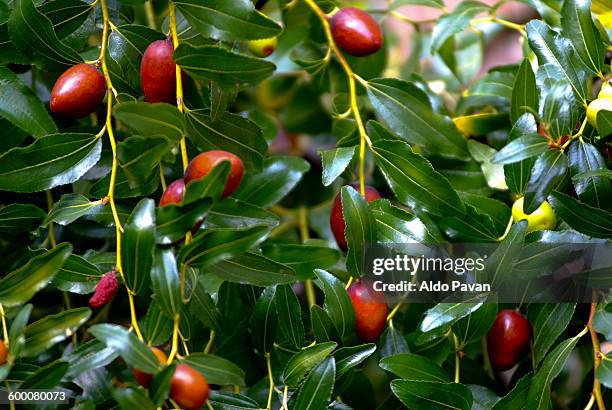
top-left (598, 81), bottom-right (612, 99)
top-left (248, 37), bottom-right (278, 57)
top-left (586, 98), bottom-right (612, 127)
top-left (511, 197), bottom-right (556, 232)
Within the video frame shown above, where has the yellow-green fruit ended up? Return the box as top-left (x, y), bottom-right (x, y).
top-left (248, 37), bottom-right (278, 58)
top-left (512, 197), bottom-right (556, 232)
top-left (586, 98), bottom-right (612, 126)
top-left (598, 81), bottom-right (612, 99)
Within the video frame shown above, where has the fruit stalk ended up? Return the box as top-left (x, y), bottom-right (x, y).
top-left (587, 299), bottom-right (606, 410)
top-left (0, 304), bottom-right (8, 348)
top-left (302, 0), bottom-right (371, 196)
top-left (98, 0), bottom-right (143, 341)
top-left (299, 206), bottom-right (316, 308)
top-left (265, 352), bottom-right (275, 410)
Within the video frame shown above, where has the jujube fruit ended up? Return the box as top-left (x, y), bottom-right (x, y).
top-left (511, 197), bottom-right (556, 232)
top-left (50, 63), bottom-right (106, 119)
top-left (248, 37), bottom-right (278, 57)
top-left (0, 340), bottom-right (7, 366)
top-left (184, 150), bottom-right (245, 199)
top-left (598, 81), bottom-right (612, 99)
top-left (141, 39), bottom-right (178, 104)
top-left (330, 7), bottom-right (383, 57)
top-left (330, 184), bottom-right (381, 251)
top-left (88, 270), bottom-right (118, 309)
top-left (170, 363), bottom-right (210, 410)
top-left (586, 98), bottom-right (612, 127)
top-left (159, 179), bottom-right (185, 207)
top-left (487, 309), bottom-right (532, 371)
top-left (133, 347), bottom-right (168, 387)
top-left (348, 281), bottom-right (388, 342)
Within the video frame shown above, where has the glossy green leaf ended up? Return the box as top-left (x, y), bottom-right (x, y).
top-left (342, 186), bottom-right (377, 278)
top-left (510, 59), bottom-right (539, 123)
top-left (118, 136), bottom-right (170, 188)
top-left (142, 301), bottom-right (173, 346)
top-left (492, 373), bottom-right (532, 410)
top-left (89, 324), bottom-right (162, 373)
top-left (0, 66), bottom-right (57, 138)
top-left (391, 380), bottom-right (473, 410)
top-left (209, 252), bottom-right (295, 287)
top-left (174, 0), bottom-right (282, 41)
top-left (112, 387), bottom-right (156, 410)
top-left (283, 342), bottom-right (337, 387)
top-left (188, 276), bottom-right (223, 333)
top-left (156, 198), bottom-right (212, 245)
top-left (149, 364), bottom-right (175, 406)
top-left (504, 114), bottom-right (538, 195)
top-left (0, 203), bottom-right (45, 232)
top-left (371, 199), bottom-right (442, 244)
top-left (20, 360), bottom-right (68, 389)
top-left (0, 243), bottom-right (71, 306)
top-left (183, 161), bottom-right (231, 204)
top-left (7, 304), bottom-right (33, 362)
top-left (64, 339), bottom-right (118, 378)
top-left (380, 353), bottom-right (449, 382)
top-left (430, 1), bottom-right (489, 52)
top-left (452, 301), bottom-right (497, 346)
top-left (23, 307), bottom-right (90, 357)
top-left (262, 243), bottom-right (339, 280)
top-left (114, 102), bottom-right (186, 143)
top-left (39, 0), bottom-right (93, 39)
top-left (320, 146), bottom-right (356, 186)
top-left (209, 391), bottom-right (260, 409)
top-left (52, 254), bottom-right (103, 294)
top-left (420, 294), bottom-right (488, 333)
top-left (524, 150), bottom-right (568, 213)
top-left (151, 249), bottom-right (181, 319)
top-left (314, 269), bottom-right (355, 342)
top-left (596, 353), bottom-right (612, 389)
top-left (249, 286), bottom-right (277, 354)
top-left (549, 191), bottom-right (612, 238)
top-left (204, 198), bottom-right (279, 229)
top-left (492, 133), bottom-right (548, 165)
top-left (561, 0), bottom-right (606, 74)
top-left (291, 357), bottom-right (336, 410)
top-left (531, 303), bottom-right (575, 366)
top-left (183, 353), bottom-right (245, 386)
top-left (0, 133), bottom-right (101, 193)
top-left (379, 326), bottom-right (410, 358)
top-left (121, 199), bottom-right (156, 295)
top-left (44, 194), bottom-right (103, 227)
top-left (335, 343), bottom-right (376, 378)
top-left (275, 284), bottom-right (305, 349)
top-left (567, 140), bottom-right (612, 210)
top-left (310, 304), bottom-right (341, 343)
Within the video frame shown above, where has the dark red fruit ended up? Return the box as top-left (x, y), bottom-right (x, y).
top-left (133, 347), bottom-right (168, 387)
top-left (184, 150), bottom-right (244, 199)
top-left (330, 7), bottom-right (383, 57)
top-left (348, 281), bottom-right (388, 342)
top-left (170, 364), bottom-right (210, 410)
top-left (330, 184), bottom-right (381, 251)
top-left (88, 271), bottom-right (118, 309)
top-left (160, 179), bottom-right (185, 207)
top-left (487, 309), bottom-right (532, 371)
top-left (0, 340), bottom-right (7, 365)
top-left (141, 39), bottom-right (177, 104)
top-left (50, 64), bottom-right (106, 119)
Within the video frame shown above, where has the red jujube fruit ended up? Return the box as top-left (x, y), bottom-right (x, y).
top-left (159, 179), bottom-right (185, 207)
top-left (170, 364), bottom-right (210, 410)
top-left (184, 150), bottom-right (245, 199)
top-left (141, 39), bottom-right (178, 104)
top-left (487, 309), bottom-right (532, 371)
top-left (348, 281), bottom-right (388, 342)
top-left (133, 347), bottom-right (168, 387)
top-left (50, 64), bottom-right (106, 119)
top-left (89, 271), bottom-right (118, 309)
top-left (330, 184), bottom-right (381, 251)
top-left (330, 8), bottom-right (383, 57)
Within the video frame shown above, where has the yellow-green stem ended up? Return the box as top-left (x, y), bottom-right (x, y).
top-left (588, 299), bottom-right (606, 410)
top-left (299, 206), bottom-right (316, 308)
top-left (204, 331), bottom-right (216, 354)
top-left (45, 190), bottom-right (57, 248)
top-left (0, 304), bottom-right (8, 345)
top-left (453, 333), bottom-right (461, 383)
top-left (265, 352), bottom-right (275, 410)
top-left (145, 0), bottom-right (156, 29)
top-left (167, 316), bottom-right (181, 363)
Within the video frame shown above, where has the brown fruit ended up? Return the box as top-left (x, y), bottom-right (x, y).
top-left (330, 7), bottom-right (383, 57)
top-left (348, 281), bottom-right (388, 342)
top-left (0, 340), bottom-right (8, 366)
top-left (487, 309), bottom-right (532, 371)
top-left (330, 184), bottom-right (381, 251)
top-left (184, 150), bottom-right (245, 199)
top-left (133, 347), bottom-right (168, 387)
top-left (170, 364), bottom-right (210, 410)
top-left (50, 63), bottom-right (106, 119)
top-left (160, 179), bottom-right (185, 207)
top-left (141, 39), bottom-right (177, 104)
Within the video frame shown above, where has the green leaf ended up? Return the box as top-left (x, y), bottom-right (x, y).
top-left (371, 199), bottom-right (443, 243)
top-left (0, 132), bottom-right (101, 193)
top-left (452, 301), bottom-right (498, 346)
top-left (151, 249), bottom-right (181, 319)
top-left (175, 44), bottom-right (276, 87)
top-left (380, 353), bottom-right (449, 382)
top-left (283, 342), bottom-right (337, 387)
top-left (0, 67), bottom-right (57, 138)
top-left (524, 150), bottom-right (568, 214)
top-left (310, 304), bottom-right (340, 343)
top-left (492, 373), bottom-right (532, 410)
top-left (183, 161), bottom-right (231, 204)
top-left (0, 204), bottom-right (45, 233)
top-left (485, 221), bottom-right (527, 287)
top-left (372, 139), bottom-right (465, 216)
top-left (549, 191), bottom-right (612, 238)
top-left (179, 225), bottom-right (270, 268)
top-left (314, 269), bottom-right (355, 342)
top-left (526, 20), bottom-right (588, 102)
top-left (156, 198), bottom-right (213, 245)
top-left (391, 380), bottom-right (473, 410)
top-left (491, 134), bottom-right (548, 164)
top-left (8, 0), bottom-right (82, 69)
top-left (208, 252), bottom-right (294, 287)
top-left (89, 324), bottom-right (162, 373)
top-left (274, 284), bottom-right (305, 349)
top-left (596, 353), bottom-right (612, 389)
top-left (510, 59), bottom-right (539, 124)
top-left (182, 353), bottom-right (245, 386)
top-left (431, 1), bottom-right (489, 52)
top-left (249, 286), bottom-right (277, 354)
top-left (342, 186), bottom-right (377, 278)
top-left (365, 81), bottom-right (469, 159)
top-left (504, 114), bottom-right (538, 195)
top-left (205, 198), bottom-right (279, 229)
top-left (174, 0), bottom-right (282, 41)
top-left (335, 343), bottom-right (377, 377)
top-left (39, 0), bottom-right (94, 40)
top-left (44, 194), bottom-right (103, 227)
top-left (0, 243), bottom-right (71, 306)
top-left (113, 102), bottom-right (186, 143)
top-left (122, 199), bottom-right (156, 295)
top-left (142, 301), bottom-right (173, 346)
top-left (64, 339), bottom-right (118, 378)
top-left (291, 357), bottom-right (336, 410)
top-left (149, 364), bottom-right (175, 406)
top-left (561, 0), bottom-right (605, 74)
top-left (209, 391), bottom-right (259, 409)
top-left (23, 307), bottom-right (91, 357)
top-left (112, 387), bottom-right (156, 410)
top-left (7, 304), bottom-right (33, 362)
top-left (419, 295), bottom-right (487, 333)
top-left (567, 140), bottom-right (612, 210)
top-left (467, 140), bottom-right (508, 190)
top-left (531, 303), bottom-right (575, 366)
top-left (538, 77), bottom-right (581, 139)
top-left (52, 254), bottom-right (103, 294)
top-left (20, 360), bottom-right (68, 389)
top-left (188, 276), bottom-right (223, 333)
top-left (118, 136), bottom-right (171, 188)
top-left (233, 156), bottom-right (310, 207)
top-left (379, 326), bottom-right (410, 358)
top-left (185, 109), bottom-right (267, 172)
top-left (262, 243), bottom-right (340, 280)
top-left (320, 146), bottom-right (356, 186)
top-left (526, 330), bottom-right (587, 410)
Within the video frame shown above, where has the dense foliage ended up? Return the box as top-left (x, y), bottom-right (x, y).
top-left (0, 0), bottom-right (611, 409)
